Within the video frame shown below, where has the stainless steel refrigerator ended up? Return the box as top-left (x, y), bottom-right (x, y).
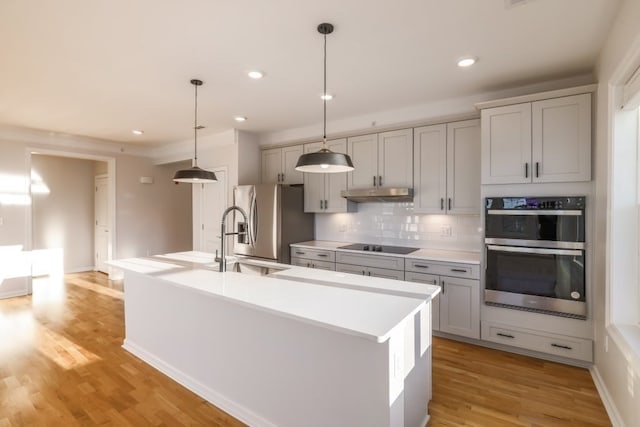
top-left (233, 184), bottom-right (314, 264)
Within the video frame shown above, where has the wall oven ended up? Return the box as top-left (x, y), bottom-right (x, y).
top-left (484, 196), bottom-right (586, 319)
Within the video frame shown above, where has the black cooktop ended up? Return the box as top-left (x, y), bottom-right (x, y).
top-left (338, 243), bottom-right (419, 255)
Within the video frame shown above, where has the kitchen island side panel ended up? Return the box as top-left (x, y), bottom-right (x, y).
top-left (121, 271), bottom-right (422, 427)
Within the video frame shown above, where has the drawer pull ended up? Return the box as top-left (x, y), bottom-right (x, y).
top-left (551, 343), bottom-right (573, 350)
top-left (413, 264), bottom-right (430, 269)
top-left (317, 253), bottom-right (329, 257)
top-left (496, 332), bottom-right (515, 339)
top-left (450, 268), bottom-right (467, 273)
top-left (296, 251), bottom-right (306, 255)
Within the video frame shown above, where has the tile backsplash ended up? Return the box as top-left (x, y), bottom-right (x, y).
top-left (314, 202), bottom-right (482, 252)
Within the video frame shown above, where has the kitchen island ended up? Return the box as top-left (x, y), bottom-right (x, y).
top-left (109, 252), bottom-right (440, 427)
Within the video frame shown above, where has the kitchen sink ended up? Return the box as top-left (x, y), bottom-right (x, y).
top-left (230, 261), bottom-right (289, 276)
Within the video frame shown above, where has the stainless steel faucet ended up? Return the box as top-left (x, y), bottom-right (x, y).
top-left (217, 205), bottom-right (248, 272)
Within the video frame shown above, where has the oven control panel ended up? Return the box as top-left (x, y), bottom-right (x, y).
top-left (485, 196), bottom-right (585, 210)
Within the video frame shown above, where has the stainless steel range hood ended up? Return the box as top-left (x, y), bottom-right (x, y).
top-left (340, 187), bottom-right (414, 202)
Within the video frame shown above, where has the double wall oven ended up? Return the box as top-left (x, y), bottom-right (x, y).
top-left (484, 196), bottom-right (586, 319)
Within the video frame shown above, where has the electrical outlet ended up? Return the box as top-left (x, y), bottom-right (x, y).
top-left (440, 225), bottom-right (452, 237)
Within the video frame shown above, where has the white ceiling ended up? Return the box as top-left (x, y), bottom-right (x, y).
top-left (0, 0), bottom-right (621, 147)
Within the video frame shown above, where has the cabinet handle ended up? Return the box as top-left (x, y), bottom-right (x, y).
top-left (318, 253), bottom-right (329, 257)
top-left (535, 162), bottom-right (540, 178)
top-left (362, 270), bottom-right (366, 275)
top-left (496, 332), bottom-right (515, 339)
top-left (324, 199), bottom-right (328, 209)
top-left (440, 198), bottom-right (444, 210)
top-left (524, 163), bottom-right (529, 178)
top-left (296, 251), bottom-right (306, 255)
top-left (373, 176), bottom-right (377, 187)
top-left (413, 264), bottom-right (430, 269)
top-left (281, 173), bottom-right (285, 182)
top-left (450, 268), bottom-right (467, 273)
top-left (306, 262), bottom-right (311, 268)
top-left (368, 271), bottom-right (372, 276)
top-left (378, 175), bottom-right (382, 186)
top-left (551, 343), bottom-right (573, 350)
top-left (320, 200), bottom-right (323, 209)
top-left (442, 280), bottom-right (445, 294)
top-left (432, 280), bottom-right (438, 286)
top-left (448, 198), bottom-right (452, 210)
top-left (311, 263), bottom-right (316, 268)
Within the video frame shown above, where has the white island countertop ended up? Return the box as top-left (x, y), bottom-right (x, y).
top-left (109, 251), bottom-right (440, 343)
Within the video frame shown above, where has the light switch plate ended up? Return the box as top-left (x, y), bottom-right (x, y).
top-left (440, 225), bottom-right (452, 237)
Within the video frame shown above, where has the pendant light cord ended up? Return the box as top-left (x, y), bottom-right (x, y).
top-left (323, 30), bottom-right (327, 147)
top-left (193, 82), bottom-right (199, 165)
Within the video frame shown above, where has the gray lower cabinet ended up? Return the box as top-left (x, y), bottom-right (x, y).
top-left (335, 251), bottom-right (405, 280)
top-left (405, 259), bottom-right (480, 339)
top-left (289, 247), bottom-right (336, 271)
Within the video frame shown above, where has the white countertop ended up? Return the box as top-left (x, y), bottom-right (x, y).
top-left (109, 251), bottom-right (440, 343)
top-left (291, 240), bottom-right (481, 264)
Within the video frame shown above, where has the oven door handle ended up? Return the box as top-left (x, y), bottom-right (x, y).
top-left (486, 209), bottom-right (582, 216)
top-left (486, 245), bottom-right (583, 257)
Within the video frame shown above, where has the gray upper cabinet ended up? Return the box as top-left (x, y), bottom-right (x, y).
top-left (303, 139), bottom-right (355, 213)
top-left (261, 145), bottom-right (304, 185)
top-left (347, 129), bottom-right (413, 189)
top-left (414, 119), bottom-right (480, 214)
top-left (481, 93), bottom-right (591, 184)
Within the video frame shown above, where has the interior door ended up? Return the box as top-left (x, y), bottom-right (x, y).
top-left (194, 169), bottom-right (227, 254)
top-left (94, 175), bottom-right (109, 273)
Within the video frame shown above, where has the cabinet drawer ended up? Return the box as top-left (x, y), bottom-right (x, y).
top-left (291, 257), bottom-right (335, 271)
top-left (335, 252), bottom-right (404, 271)
top-left (481, 321), bottom-right (593, 362)
top-left (335, 263), bottom-right (404, 280)
top-left (290, 247), bottom-right (336, 262)
top-left (405, 259), bottom-right (479, 279)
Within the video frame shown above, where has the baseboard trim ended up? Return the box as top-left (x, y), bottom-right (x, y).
top-left (0, 289), bottom-right (31, 299)
top-left (590, 365), bottom-right (625, 427)
top-left (65, 266), bottom-right (95, 274)
top-left (122, 339), bottom-right (277, 427)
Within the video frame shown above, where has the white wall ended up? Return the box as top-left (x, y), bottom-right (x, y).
top-left (0, 130), bottom-right (194, 282)
top-left (593, 0), bottom-right (640, 425)
top-left (31, 154), bottom-right (96, 273)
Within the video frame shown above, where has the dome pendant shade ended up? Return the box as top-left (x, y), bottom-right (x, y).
top-left (173, 166), bottom-right (218, 182)
top-left (295, 148), bottom-right (354, 173)
top-left (295, 22), bottom-right (354, 174)
top-left (173, 79), bottom-right (217, 183)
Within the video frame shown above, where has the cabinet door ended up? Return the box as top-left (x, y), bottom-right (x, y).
top-left (378, 129), bottom-right (413, 188)
top-left (336, 263), bottom-right (366, 276)
top-left (413, 124), bottom-right (447, 214)
top-left (404, 271), bottom-right (441, 332)
top-left (290, 257), bottom-right (311, 268)
top-left (532, 93), bottom-right (591, 183)
top-left (324, 139), bottom-right (351, 213)
top-left (261, 148), bottom-right (282, 183)
top-left (439, 277), bottom-right (480, 339)
top-left (481, 103), bottom-right (532, 184)
top-left (281, 145), bottom-right (304, 185)
top-left (302, 142), bottom-right (326, 213)
top-left (447, 120), bottom-right (480, 214)
top-left (347, 133), bottom-right (379, 189)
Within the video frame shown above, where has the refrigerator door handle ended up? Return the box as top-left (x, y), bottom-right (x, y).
top-left (250, 192), bottom-right (258, 246)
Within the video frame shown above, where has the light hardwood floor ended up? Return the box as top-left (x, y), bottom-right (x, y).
top-left (0, 272), bottom-right (610, 426)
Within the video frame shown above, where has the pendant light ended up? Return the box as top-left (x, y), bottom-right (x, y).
top-left (295, 23), bottom-right (354, 173)
top-left (173, 79), bottom-right (218, 183)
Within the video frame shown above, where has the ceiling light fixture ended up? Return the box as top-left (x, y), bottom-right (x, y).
top-left (173, 79), bottom-right (217, 184)
top-left (131, 129), bottom-right (144, 135)
top-left (248, 71), bottom-right (263, 79)
top-left (457, 56), bottom-right (477, 67)
top-left (234, 116), bottom-right (247, 122)
top-left (295, 23), bottom-right (354, 174)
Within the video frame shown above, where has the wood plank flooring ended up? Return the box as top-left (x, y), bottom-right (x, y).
top-left (0, 272), bottom-right (610, 426)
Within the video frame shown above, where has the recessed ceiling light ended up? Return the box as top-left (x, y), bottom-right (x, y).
top-left (320, 94), bottom-right (333, 100)
top-left (248, 71), bottom-right (263, 79)
top-left (132, 129), bottom-right (144, 135)
top-left (234, 116), bottom-right (247, 122)
top-left (457, 57), bottom-right (477, 67)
